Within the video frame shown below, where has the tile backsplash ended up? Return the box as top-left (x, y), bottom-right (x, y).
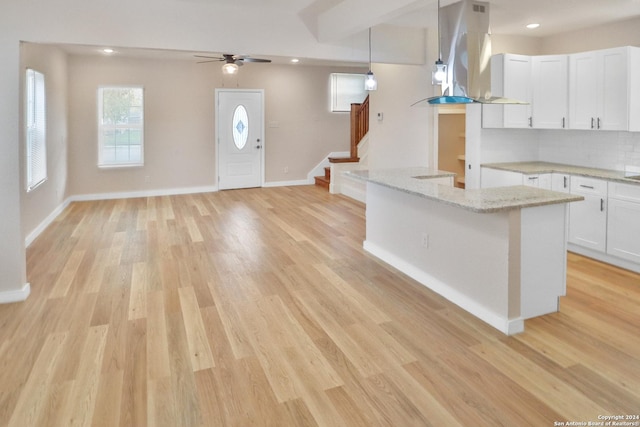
top-left (539, 130), bottom-right (640, 171)
top-left (480, 128), bottom-right (640, 172)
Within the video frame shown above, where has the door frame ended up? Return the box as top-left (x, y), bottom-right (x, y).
top-left (215, 88), bottom-right (266, 190)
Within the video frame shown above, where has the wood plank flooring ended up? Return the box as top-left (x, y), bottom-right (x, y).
top-left (2, 185), bottom-right (639, 426)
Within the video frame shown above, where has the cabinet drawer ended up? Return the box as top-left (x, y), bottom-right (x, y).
top-left (609, 182), bottom-right (640, 202)
top-left (571, 176), bottom-right (607, 195)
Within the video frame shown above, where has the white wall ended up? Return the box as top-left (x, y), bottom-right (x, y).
top-left (66, 53), bottom-right (361, 197)
top-left (20, 44), bottom-right (69, 242)
top-left (540, 16), bottom-right (640, 55)
top-left (367, 63), bottom-right (433, 169)
top-left (0, 38), bottom-right (27, 297)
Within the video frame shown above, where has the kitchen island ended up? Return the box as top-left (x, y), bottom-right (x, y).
top-left (347, 168), bottom-right (583, 335)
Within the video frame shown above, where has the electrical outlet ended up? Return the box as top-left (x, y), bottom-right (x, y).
top-left (145, 175), bottom-right (151, 183)
top-left (284, 166), bottom-right (289, 174)
top-left (421, 232), bottom-right (429, 248)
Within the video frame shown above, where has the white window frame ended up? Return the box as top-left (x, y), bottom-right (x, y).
top-left (97, 86), bottom-right (144, 168)
top-left (330, 73), bottom-right (367, 112)
top-left (25, 68), bottom-right (47, 192)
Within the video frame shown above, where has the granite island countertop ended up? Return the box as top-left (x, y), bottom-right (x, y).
top-left (481, 161), bottom-right (640, 185)
top-left (346, 168), bottom-right (583, 213)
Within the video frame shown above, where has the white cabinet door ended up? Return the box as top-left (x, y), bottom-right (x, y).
top-left (569, 51), bottom-right (598, 130)
top-left (483, 54), bottom-right (532, 129)
top-left (532, 55), bottom-right (568, 129)
top-left (568, 177), bottom-right (607, 252)
top-left (569, 47), bottom-right (630, 131)
top-left (607, 198), bottom-right (640, 263)
top-left (606, 182), bottom-right (640, 263)
top-left (523, 173), bottom-right (551, 189)
top-left (480, 168), bottom-right (523, 188)
top-left (551, 173), bottom-right (571, 193)
top-left (599, 47), bottom-right (629, 131)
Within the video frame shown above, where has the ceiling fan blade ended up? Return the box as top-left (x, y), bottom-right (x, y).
top-left (194, 55), bottom-right (224, 61)
top-left (196, 59), bottom-right (224, 64)
top-left (240, 57), bottom-right (272, 63)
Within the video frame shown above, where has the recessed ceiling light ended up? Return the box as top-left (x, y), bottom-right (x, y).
top-left (102, 48), bottom-right (115, 54)
top-left (291, 58), bottom-right (300, 63)
top-left (526, 23), bottom-right (540, 29)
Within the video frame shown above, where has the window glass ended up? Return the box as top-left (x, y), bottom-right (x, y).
top-left (98, 87), bottom-right (144, 167)
top-left (26, 69), bottom-right (47, 191)
top-left (330, 73), bottom-right (367, 112)
top-left (232, 105), bottom-right (249, 150)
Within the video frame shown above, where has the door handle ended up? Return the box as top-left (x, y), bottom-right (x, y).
top-left (591, 117), bottom-right (595, 129)
top-left (563, 176), bottom-right (568, 188)
top-left (597, 118), bottom-right (601, 129)
top-left (600, 198), bottom-right (605, 212)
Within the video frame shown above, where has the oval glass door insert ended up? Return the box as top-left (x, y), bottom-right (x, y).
top-left (232, 105), bottom-right (249, 150)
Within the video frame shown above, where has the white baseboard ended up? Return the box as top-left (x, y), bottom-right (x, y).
top-left (0, 283), bottom-right (31, 304)
top-left (567, 244), bottom-right (640, 274)
top-left (263, 179), bottom-right (310, 188)
top-left (306, 151), bottom-right (350, 184)
top-left (25, 185), bottom-right (219, 248)
top-left (69, 185), bottom-right (219, 202)
top-left (363, 240), bottom-right (524, 335)
top-left (25, 199), bottom-right (72, 247)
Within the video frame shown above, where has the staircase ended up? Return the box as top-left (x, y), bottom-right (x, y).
top-left (314, 95), bottom-right (369, 190)
top-left (314, 167), bottom-right (331, 189)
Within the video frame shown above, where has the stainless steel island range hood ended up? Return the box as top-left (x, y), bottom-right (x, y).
top-left (417, 0), bottom-right (525, 105)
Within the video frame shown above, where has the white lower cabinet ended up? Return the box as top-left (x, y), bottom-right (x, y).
top-left (568, 177), bottom-right (608, 252)
top-left (480, 168), bottom-right (523, 188)
top-left (551, 173), bottom-right (571, 193)
top-left (607, 182), bottom-right (640, 263)
top-left (523, 173), bottom-right (551, 189)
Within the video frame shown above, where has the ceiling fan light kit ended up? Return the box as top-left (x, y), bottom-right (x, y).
top-left (195, 53), bottom-right (272, 75)
top-left (222, 62), bottom-right (239, 75)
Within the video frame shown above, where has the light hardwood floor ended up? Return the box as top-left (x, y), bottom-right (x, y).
top-left (1, 185), bottom-right (639, 426)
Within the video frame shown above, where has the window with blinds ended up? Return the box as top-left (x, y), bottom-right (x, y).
top-left (98, 86), bottom-right (144, 167)
top-left (330, 73), bottom-right (367, 112)
top-left (25, 68), bottom-right (47, 192)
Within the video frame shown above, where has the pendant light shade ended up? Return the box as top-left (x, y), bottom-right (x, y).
top-left (222, 62), bottom-right (239, 75)
top-left (365, 27), bottom-right (377, 91)
top-left (365, 71), bottom-right (378, 91)
top-left (432, 0), bottom-right (447, 87)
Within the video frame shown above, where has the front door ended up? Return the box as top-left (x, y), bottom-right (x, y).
top-left (216, 89), bottom-right (264, 190)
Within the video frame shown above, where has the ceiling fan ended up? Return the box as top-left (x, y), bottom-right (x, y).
top-left (195, 53), bottom-right (271, 74)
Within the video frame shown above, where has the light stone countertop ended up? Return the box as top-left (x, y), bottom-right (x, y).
top-left (346, 168), bottom-right (583, 213)
top-left (482, 161), bottom-right (640, 185)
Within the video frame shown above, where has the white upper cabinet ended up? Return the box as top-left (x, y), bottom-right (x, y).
top-left (569, 46), bottom-right (640, 131)
top-left (482, 54), bottom-right (532, 129)
top-left (532, 55), bottom-right (568, 129)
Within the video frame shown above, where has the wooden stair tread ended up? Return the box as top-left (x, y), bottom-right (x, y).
top-left (328, 156), bottom-right (360, 164)
top-left (314, 175), bottom-right (330, 189)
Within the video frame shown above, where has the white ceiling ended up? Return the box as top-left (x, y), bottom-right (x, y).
top-left (387, 0), bottom-right (640, 37)
top-left (57, 0), bottom-right (640, 65)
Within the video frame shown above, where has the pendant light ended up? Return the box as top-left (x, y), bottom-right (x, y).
top-left (365, 27), bottom-right (378, 91)
top-left (432, 0), bottom-right (447, 85)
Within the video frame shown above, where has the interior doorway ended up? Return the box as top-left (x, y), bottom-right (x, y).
top-left (437, 105), bottom-right (466, 188)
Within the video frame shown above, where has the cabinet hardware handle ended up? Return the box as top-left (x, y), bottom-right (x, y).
top-left (580, 185), bottom-right (594, 189)
top-left (528, 117), bottom-right (532, 127)
top-left (591, 118), bottom-right (595, 129)
top-left (563, 176), bottom-right (568, 188)
top-left (597, 118), bottom-right (601, 129)
top-left (601, 198), bottom-right (605, 212)
top-left (528, 177), bottom-right (538, 180)
top-left (562, 117), bottom-right (565, 128)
